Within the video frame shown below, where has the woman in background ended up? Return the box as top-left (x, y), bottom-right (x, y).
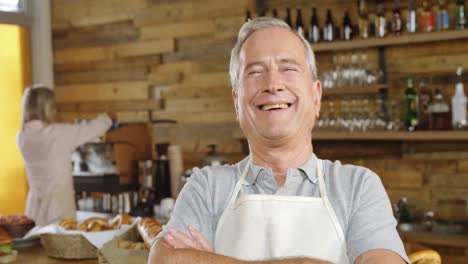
top-left (17, 85), bottom-right (116, 226)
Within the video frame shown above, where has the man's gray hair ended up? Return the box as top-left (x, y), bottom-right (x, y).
top-left (229, 17), bottom-right (318, 90)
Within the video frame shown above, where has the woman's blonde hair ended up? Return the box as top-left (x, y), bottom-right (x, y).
top-left (21, 85), bottom-right (57, 129)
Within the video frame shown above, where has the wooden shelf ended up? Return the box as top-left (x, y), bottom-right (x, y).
top-left (312, 29), bottom-right (468, 52)
top-left (234, 129), bottom-right (468, 141)
top-left (322, 84), bottom-right (387, 96)
top-left (312, 131), bottom-right (468, 141)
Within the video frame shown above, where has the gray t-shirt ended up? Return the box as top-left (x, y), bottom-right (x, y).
top-left (156, 154), bottom-right (409, 263)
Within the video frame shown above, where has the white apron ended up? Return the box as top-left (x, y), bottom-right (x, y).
top-left (215, 159), bottom-right (349, 264)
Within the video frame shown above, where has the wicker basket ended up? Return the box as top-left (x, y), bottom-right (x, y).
top-left (40, 233), bottom-right (98, 259)
top-left (98, 226), bottom-right (148, 264)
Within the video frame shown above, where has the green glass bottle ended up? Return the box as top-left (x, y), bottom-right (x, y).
top-left (455, 0), bottom-right (466, 29)
top-left (404, 77), bottom-right (419, 131)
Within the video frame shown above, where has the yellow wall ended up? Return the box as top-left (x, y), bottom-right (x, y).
top-left (0, 24), bottom-right (31, 215)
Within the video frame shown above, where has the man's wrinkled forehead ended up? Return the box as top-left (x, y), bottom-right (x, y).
top-left (238, 27), bottom-right (307, 68)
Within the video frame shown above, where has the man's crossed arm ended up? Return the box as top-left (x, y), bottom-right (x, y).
top-left (148, 227), bottom-right (405, 264)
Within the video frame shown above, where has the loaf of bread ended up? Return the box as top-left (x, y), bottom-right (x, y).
top-left (58, 218), bottom-right (77, 230)
top-left (78, 217), bottom-right (110, 232)
top-left (117, 240), bottom-right (146, 250)
top-left (110, 213), bottom-right (132, 229)
top-left (137, 217), bottom-right (162, 249)
top-left (409, 249), bottom-right (441, 264)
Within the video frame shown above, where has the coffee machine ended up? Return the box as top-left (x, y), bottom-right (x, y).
top-left (132, 143), bottom-right (172, 216)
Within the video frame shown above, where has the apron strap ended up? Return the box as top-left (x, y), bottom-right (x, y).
top-left (317, 159), bottom-right (347, 245)
top-left (227, 158), bottom-right (251, 207)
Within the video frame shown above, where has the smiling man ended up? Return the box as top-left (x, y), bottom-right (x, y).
top-left (149, 17), bottom-right (409, 264)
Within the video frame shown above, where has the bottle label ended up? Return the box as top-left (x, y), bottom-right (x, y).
top-left (407, 12), bottom-right (416, 32)
top-left (344, 26), bottom-right (352, 40)
top-left (297, 26), bottom-right (303, 36)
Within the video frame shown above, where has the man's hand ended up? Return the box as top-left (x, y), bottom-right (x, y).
top-left (163, 226), bottom-right (213, 252)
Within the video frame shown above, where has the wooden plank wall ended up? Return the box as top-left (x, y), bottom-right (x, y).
top-left (51, 0), bottom-right (467, 220)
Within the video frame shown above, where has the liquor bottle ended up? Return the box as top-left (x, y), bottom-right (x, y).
top-left (342, 11), bottom-right (353, 40)
top-left (392, 0), bottom-right (402, 35)
top-left (436, 0), bottom-right (450, 31)
top-left (245, 11), bottom-right (252, 22)
top-left (272, 8), bottom-right (278, 18)
top-left (421, 1), bottom-right (434, 32)
top-left (455, 0), bottom-right (466, 29)
top-left (357, 0), bottom-right (369, 39)
top-left (428, 87), bottom-right (452, 130)
top-left (296, 8), bottom-right (304, 36)
top-left (397, 197), bottom-right (412, 223)
top-left (324, 9), bottom-right (335, 42)
top-left (375, 0), bottom-right (386, 37)
top-left (452, 66), bottom-right (467, 129)
top-left (407, 0), bottom-right (417, 33)
top-left (308, 7), bottom-right (320, 43)
top-left (404, 77), bottom-right (419, 131)
top-left (417, 77), bottom-right (432, 130)
top-left (285, 7), bottom-right (292, 27)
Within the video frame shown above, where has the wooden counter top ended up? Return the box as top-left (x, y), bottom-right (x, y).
top-left (17, 245), bottom-right (98, 264)
top-left (399, 231), bottom-right (468, 248)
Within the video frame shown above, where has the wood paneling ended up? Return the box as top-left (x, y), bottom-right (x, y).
top-left (55, 81), bottom-right (148, 102)
top-left (114, 39), bottom-right (175, 58)
top-left (134, 0), bottom-right (248, 27)
top-left (58, 111), bottom-right (149, 123)
top-left (54, 46), bottom-right (115, 64)
top-left (56, 67), bottom-right (148, 85)
top-left (57, 99), bottom-right (161, 112)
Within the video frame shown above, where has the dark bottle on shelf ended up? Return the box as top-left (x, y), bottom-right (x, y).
top-left (417, 77), bottom-right (433, 130)
top-left (324, 9), bottom-right (334, 42)
top-left (397, 197), bottom-right (412, 223)
top-left (285, 7), bottom-right (292, 27)
top-left (296, 8), bottom-right (304, 37)
top-left (272, 8), bottom-right (278, 18)
top-left (357, 0), bottom-right (369, 39)
top-left (436, 0), bottom-right (450, 31)
top-left (421, 1), bottom-right (434, 32)
top-left (375, 0), bottom-right (386, 37)
top-left (428, 87), bottom-right (452, 130)
top-left (245, 10), bottom-right (252, 22)
top-left (308, 7), bottom-right (320, 43)
top-left (342, 11), bottom-right (353, 40)
top-left (404, 77), bottom-right (419, 131)
top-left (455, 0), bottom-right (466, 29)
top-left (407, 0), bottom-right (417, 33)
top-left (391, 0), bottom-right (402, 35)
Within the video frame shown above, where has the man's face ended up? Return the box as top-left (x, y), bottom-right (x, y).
top-left (233, 27), bottom-right (321, 143)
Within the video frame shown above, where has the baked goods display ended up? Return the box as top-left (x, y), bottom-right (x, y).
top-left (58, 214), bottom-right (132, 232)
top-left (0, 214), bottom-right (35, 238)
top-left (117, 240), bottom-right (146, 250)
top-left (409, 249), bottom-right (442, 264)
top-left (137, 217), bottom-right (162, 249)
top-left (0, 215), bottom-right (33, 225)
top-left (110, 213), bottom-right (132, 229)
top-left (57, 218), bottom-right (77, 230)
top-left (0, 227), bottom-right (17, 263)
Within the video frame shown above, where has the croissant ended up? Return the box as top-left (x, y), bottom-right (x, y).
top-left (137, 217), bottom-right (162, 249)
